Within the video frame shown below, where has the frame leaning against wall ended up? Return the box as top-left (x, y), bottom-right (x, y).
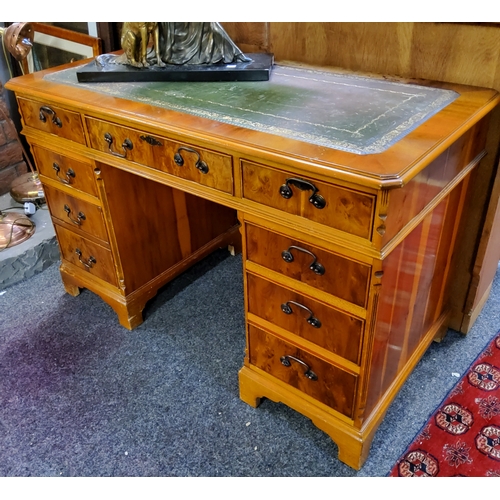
top-left (23, 22), bottom-right (102, 74)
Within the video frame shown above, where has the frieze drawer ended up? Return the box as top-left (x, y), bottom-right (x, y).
top-left (245, 223), bottom-right (371, 308)
top-left (85, 117), bottom-right (234, 194)
top-left (32, 145), bottom-right (98, 197)
top-left (248, 325), bottom-right (358, 418)
top-left (43, 184), bottom-right (109, 243)
top-left (241, 159), bottom-right (375, 239)
top-left (54, 225), bottom-right (118, 287)
top-left (246, 274), bottom-right (364, 364)
top-left (17, 97), bottom-right (86, 144)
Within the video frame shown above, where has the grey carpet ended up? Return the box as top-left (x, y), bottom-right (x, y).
top-left (1, 250), bottom-right (499, 476)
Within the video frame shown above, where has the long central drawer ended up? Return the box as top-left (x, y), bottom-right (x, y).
top-left (85, 117), bottom-right (234, 194)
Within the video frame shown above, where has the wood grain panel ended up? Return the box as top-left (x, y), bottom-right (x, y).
top-left (43, 184), bottom-right (108, 242)
top-left (380, 119), bottom-right (487, 247)
top-left (266, 23), bottom-right (500, 89)
top-left (86, 117), bottom-right (234, 194)
top-left (248, 325), bottom-right (358, 418)
top-left (32, 145), bottom-right (98, 197)
top-left (98, 163), bottom-right (238, 293)
top-left (247, 273), bottom-right (364, 364)
top-left (241, 160), bottom-right (374, 239)
top-left (18, 97), bottom-right (86, 144)
top-left (365, 180), bottom-right (468, 415)
top-left (245, 223), bottom-right (371, 307)
top-left (55, 224), bottom-right (117, 286)
top-left (221, 22), bottom-right (270, 54)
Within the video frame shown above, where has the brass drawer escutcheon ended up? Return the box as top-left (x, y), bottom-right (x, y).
top-left (140, 134), bottom-right (163, 146)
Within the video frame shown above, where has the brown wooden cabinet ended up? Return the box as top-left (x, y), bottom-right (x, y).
top-left (6, 59), bottom-right (499, 469)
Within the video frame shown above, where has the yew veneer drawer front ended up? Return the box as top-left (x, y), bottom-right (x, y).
top-left (86, 118), bottom-right (234, 194)
top-left (17, 98), bottom-right (85, 144)
top-left (245, 224), bottom-right (370, 308)
top-left (43, 184), bottom-right (108, 242)
top-left (241, 160), bottom-right (375, 239)
top-left (248, 325), bottom-right (357, 418)
top-left (55, 225), bottom-right (117, 286)
top-left (32, 145), bottom-right (98, 197)
top-left (247, 274), bottom-right (363, 364)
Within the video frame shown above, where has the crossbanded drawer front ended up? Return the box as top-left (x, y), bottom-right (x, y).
top-left (248, 325), bottom-right (357, 418)
top-left (43, 184), bottom-right (108, 242)
top-left (18, 98), bottom-right (85, 144)
top-left (247, 274), bottom-right (363, 364)
top-left (32, 145), bottom-right (98, 197)
top-left (245, 224), bottom-right (370, 308)
top-left (241, 160), bottom-right (375, 239)
top-left (55, 225), bottom-right (117, 286)
top-left (85, 118), bottom-right (234, 194)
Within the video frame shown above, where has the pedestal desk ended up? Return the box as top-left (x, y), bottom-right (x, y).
top-left (6, 60), bottom-right (499, 469)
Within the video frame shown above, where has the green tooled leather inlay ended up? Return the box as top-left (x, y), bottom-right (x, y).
top-left (45, 65), bottom-right (458, 155)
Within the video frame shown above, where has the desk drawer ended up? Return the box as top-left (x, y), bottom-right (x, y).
top-left (32, 145), bottom-right (98, 197)
top-left (86, 118), bottom-right (234, 194)
top-left (248, 325), bottom-right (357, 418)
top-left (241, 160), bottom-right (375, 239)
top-left (17, 97), bottom-right (85, 144)
top-left (44, 184), bottom-right (108, 242)
top-left (245, 224), bottom-right (370, 308)
top-left (247, 274), bottom-right (363, 364)
top-left (55, 225), bottom-right (117, 286)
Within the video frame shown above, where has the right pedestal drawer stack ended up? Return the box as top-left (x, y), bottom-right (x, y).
top-left (237, 114), bottom-right (489, 469)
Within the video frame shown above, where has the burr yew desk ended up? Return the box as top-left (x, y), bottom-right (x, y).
top-left (6, 60), bottom-right (499, 469)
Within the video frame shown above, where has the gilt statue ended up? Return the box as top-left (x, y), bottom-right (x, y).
top-left (115, 22), bottom-right (251, 68)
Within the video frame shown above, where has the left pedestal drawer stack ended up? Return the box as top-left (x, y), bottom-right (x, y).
top-left (18, 90), bottom-right (119, 287)
top-left (32, 145), bottom-right (117, 287)
top-left (18, 97), bottom-right (240, 330)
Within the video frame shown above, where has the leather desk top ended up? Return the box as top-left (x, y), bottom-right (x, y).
top-left (45, 64), bottom-right (458, 155)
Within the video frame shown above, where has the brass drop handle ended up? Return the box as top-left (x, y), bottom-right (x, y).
top-left (280, 355), bottom-right (318, 381)
top-left (39, 106), bottom-right (62, 127)
top-left (279, 177), bottom-right (326, 209)
top-left (281, 245), bottom-right (325, 275)
top-left (64, 204), bottom-right (86, 226)
top-left (281, 300), bottom-right (322, 328)
top-left (75, 248), bottom-right (96, 269)
top-left (104, 132), bottom-right (133, 158)
top-left (173, 146), bottom-right (209, 174)
top-left (53, 162), bottom-right (75, 185)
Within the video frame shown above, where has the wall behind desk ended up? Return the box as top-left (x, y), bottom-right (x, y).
top-left (222, 22), bottom-right (500, 332)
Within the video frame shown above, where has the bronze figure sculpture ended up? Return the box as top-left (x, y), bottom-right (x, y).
top-left (158, 22), bottom-right (251, 65)
top-left (80, 22), bottom-right (273, 82)
top-left (117, 22), bottom-right (165, 68)
top-left (116, 22), bottom-right (251, 68)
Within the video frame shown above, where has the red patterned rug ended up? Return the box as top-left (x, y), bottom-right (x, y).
top-left (390, 331), bottom-right (500, 477)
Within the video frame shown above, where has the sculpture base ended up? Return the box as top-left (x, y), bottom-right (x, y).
top-left (76, 53), bottom-right (274, 83)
